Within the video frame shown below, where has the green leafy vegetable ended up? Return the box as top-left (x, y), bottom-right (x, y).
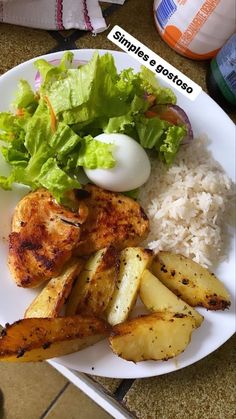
top-left (0, 51), bottom-right (189, 203)
top-left (136, 117), bottom-right (170, 149)
top-left (13, 80), bottom-right (37, 112)
top-left (76, 136), bottom-right (115, 169)
top-left (159, 125), bottom-right (187, 165)
top-left (139, 67), bottom-right (176, 104)
top-left (37, 158), bottom-right (81, 203)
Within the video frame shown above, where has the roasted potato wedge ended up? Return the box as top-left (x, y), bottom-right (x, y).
top-left (106, 248), bottom-right (153, 326)
top-left (140, 269), bottom-right (203, 328)
top-left (0, 316), bottom-right (110, 362)
top-left (25, 259), bottom-right (84, 318)
top-left (151, 252), bottom-right (231, 310)
top-left (66, 247), bottom-right (119, 317)
top-left (109, 312), bottom-right (195, 362)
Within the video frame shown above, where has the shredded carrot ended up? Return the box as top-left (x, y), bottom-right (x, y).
top-left (16, 108), bottom-right (25, 117)
top-left (44, 95), bottom-right (57, 132)
top-left (145, 110), bottom-right (158, 118)
top-left (146, 94), bottom-right (156, 106)
top-left (34, 92), bottom-right (40, 101)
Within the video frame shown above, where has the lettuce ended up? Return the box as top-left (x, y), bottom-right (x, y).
top-left (0, 102), bottom-right (114, 201)
top-left (13, 80), bottom-right (37, 112)
top-left (139, 66), bottom-right (176, 104)
top-left (34, 51), bottom-right (74, 89)
top-left (0, 51), bottom-right (187, 203)
top-left (37, 158), bottom-right (81, 203)
top-left (159, 125), bottom-right (187, 164)
top-left (38, 52), bottom-right (127, 122)
top-left (136, 117), bottom-right (186, 164)
top-left (76, 135), bottom-right (115, 169)
top-left (136, 117), bottom-right (170, 149)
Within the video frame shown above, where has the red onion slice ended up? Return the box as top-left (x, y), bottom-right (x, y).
top-left (34, 59), bottom-right (87, 90)
top-left (166, 104), bottom-right (193, 144)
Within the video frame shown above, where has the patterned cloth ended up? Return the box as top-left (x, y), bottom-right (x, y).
top-left (0, 0), bottom-right (107, 33)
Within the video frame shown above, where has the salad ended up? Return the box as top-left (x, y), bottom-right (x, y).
top-left (0, 51), bottom-right (191, 203)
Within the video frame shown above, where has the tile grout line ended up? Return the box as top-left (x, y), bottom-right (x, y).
top-left (39, 382), bottom-right (70, 419)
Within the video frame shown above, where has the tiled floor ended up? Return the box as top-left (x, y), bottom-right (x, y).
top-left (0, 361), bottom-right (112, 419)
top-left (44, 384), bottom-right (112, 419)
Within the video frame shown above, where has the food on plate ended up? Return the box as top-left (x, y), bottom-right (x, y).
top-left (151, 252), bottom-right (231, 310)
top-left (140, 136), bottom-right (235, 268)
top-left (66, 247), bottom-right (119, 317)
top-left (140, 269), bottom-right (203, 327)
top-left (25, 258), bottom-right (84, 318)
top-left (8, 189), bottom-right (88, 288)
top-left (0, 246), bottom-right (232, 363)
top-left (84, 133), bottom-right (151, 192)
top-left (145, 104), bottom-right (193, 145)
top-left (0, 316), bottom-right (110, 362)
top-left (0, 51), bottom-right (234, 368)
top-left (8, 183), bottom-right (149, 287)
top-left (75, 184), bottom-right (149, 255)
top-left (0, 52), bottom-right (189, 200)
top-left (106, 247), bottom-right (153, 326)
top-left (109, 311), bottom-right (195, 362)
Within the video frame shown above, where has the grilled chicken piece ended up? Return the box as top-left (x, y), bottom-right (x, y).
top-left (9, 189), bottom-right (88, 288)
top-left (75, 184), bottom-right (149, 255)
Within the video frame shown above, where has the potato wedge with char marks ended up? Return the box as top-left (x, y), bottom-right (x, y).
top-left (109, 312), bottom-right (195, 362)
top-left (66, 247), bottom-right (119, 317)
top-left (151, 252), bottom-right (231, 310)
top-left (24, 258), bottom-right (85, 319)
top-left (140, 269), bottom-right (203, 328)
top-left (0, 316), bottom-right (110, 362)
top-left (106, 247), bottom-right (153, 326)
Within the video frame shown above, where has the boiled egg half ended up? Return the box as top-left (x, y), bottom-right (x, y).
top-left (84, 133), bottom-right (151, 192)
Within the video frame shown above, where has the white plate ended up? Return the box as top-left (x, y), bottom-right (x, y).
top-left (0, 50), bottom-right (235, 379)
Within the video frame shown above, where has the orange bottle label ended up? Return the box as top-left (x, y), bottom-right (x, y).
top-left (154, 0), bottom-right (236, 60)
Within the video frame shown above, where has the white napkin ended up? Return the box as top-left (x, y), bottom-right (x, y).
top-left (0, 0), bottom-right (108, 33)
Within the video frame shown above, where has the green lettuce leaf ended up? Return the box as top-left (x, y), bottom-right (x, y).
top-left (0, 173), bottom-right (16, 190)
top-left (136, 117), bottom-right (170, 149)
top-left (13, 80), bottom-right (37, 112)
top-left (49, 122), bottom-right (82, 159)
top-left (37, 158), bottom-right (81, 203)
top-left (104, 95), bottom-right (148, 135)
top-left (104, 114), bottom-right (134, 134)
top-left (0, 112), bottom-right (29, 140)
top-left (43, 52), bottom-right (129, 124)
top-left (0, 166), bottom-right (38, 190)
top-left (159, 125), bottom-right (187, 164)
top-left (123, 188), bottom-right (139, 199)
top-left (136, 116), bottom-right (186, 164)
top-left (34, 51), bottom-right (74, 89)
top-left (76, 135), bottom-right (115, 169)
top-left (0, 51), bottom-right (187, 203)
top-left (140, 66), bottom-right (176, 104)
top-left (1, 147), bottom-right (29, 167)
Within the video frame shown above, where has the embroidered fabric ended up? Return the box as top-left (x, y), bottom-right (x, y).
top-left (0, 0), bottom-right (107, 33)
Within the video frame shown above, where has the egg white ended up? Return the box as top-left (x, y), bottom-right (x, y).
top-left (84, 133), bottom-right (151, 192)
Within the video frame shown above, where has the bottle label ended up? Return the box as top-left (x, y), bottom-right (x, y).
top-left (156, 0), bottom-right (177, 29)
top-left (216, 34), bottom-right (236, 101)
top-left (211, 59), bottom-right (236, 106)
top-left (154, 0), bottom-right (236, 59)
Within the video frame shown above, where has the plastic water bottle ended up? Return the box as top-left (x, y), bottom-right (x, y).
top-left (153, 0), bottom-right (236, 60)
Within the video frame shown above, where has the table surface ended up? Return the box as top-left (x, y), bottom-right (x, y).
top-left (0, 1), bottom-right (235, 418)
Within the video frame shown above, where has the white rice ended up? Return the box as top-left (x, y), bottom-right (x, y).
top-left (139, 136), bottom-right (235, 268)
